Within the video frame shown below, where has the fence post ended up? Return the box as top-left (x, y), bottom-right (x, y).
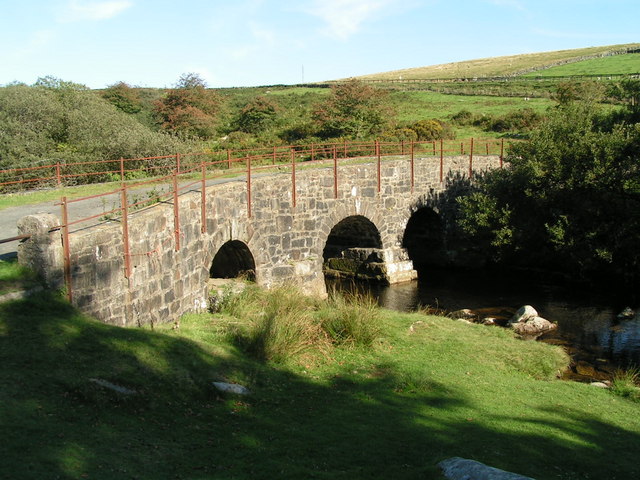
top-left (343, 140), bottom-right (347, 158)
top-left (469, 137), bottom-right (474, 178)
top-left (120, 157), bottom-right (125, 183)
top-left (273, 146), bottom-right (277, 165)
top-left (432, 140), bottom-right (436, 156)
top-left (201, 162), bottom-right (207, 234)
top-left (439, 138), bottom-right (444, 183)
top-left (56, 163), bottom-right (62, 188)
top-left (291, 149), bottom-right (296, 208)
top-left (60, 197), bottom-right (72, 302)
top-left (173, 171), bottom-right (180, 251)
top-left (246, 157), bottom-right (252, 218)
top-left (401, 139), bottom-right (405, 155)
top-left (500, 138), bottom-right (504, 168)
top-left (176, 153), bottom-right (181, 174)
top-left (227, 150), bottom-right (232, 169)
top-left (311, 143), bottom-right (315, 162)
top-left (120, 187), bottom-right (131, 279)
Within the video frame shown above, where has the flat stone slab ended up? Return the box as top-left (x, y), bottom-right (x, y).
top-left (439, 457), bottom-right (535, 480)
top-left (212, 382), bottom-right (251, 395)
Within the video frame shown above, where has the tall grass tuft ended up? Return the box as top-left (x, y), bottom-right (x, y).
top-left (223, 285), bottom-right (328, 363)
top-left (611, 367), bottom-right (640, 402)
top-left (319, 291), bottom-right (382, 347)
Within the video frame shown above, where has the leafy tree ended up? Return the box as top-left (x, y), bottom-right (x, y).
top-left (456, 82), bottom-right (640, 288)
top-left (154, 73), bottom-right (221, 139)
top-left (0, 78), bottom-right (185, 175)
top-left (235, 96), bottom-right (279, 134)
top-left (101, 81), bottom-right (143, 114)
top-left (314, 79), bottom-right (394, 139)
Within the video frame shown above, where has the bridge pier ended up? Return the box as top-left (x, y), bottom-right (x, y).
top-left (323, 246), bottom-right (417, 284)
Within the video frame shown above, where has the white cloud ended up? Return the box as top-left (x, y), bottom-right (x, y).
top-left (59, 0), bottom-right (133, 22)
top-left (304, 0), bottom-right (399, 40)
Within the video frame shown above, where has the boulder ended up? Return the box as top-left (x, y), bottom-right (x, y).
top-left (509, 305), bottom-right (538, 324)
top-left (438, 457), bottom-right (535, 480)
top-left (511, 316), bottom-right (557, 336)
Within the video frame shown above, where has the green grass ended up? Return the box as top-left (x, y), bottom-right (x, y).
top-left (2, 286), bottom-right (639, 479)
top-left (0, 259), bottom-right (42, 295)
top-left (523, 53), bottom-right (640, 77)
top-left (356, 43), bottom-right (640, 80)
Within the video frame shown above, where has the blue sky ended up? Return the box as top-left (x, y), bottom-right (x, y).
top-left (1, 0), bottom-right (638, 89)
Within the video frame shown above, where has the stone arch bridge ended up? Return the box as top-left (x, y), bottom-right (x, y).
top-left (18, 153), bottom-right (501, 327)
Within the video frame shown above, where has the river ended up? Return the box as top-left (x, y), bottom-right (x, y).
top-left (327, 267), bottom-right (640, 378)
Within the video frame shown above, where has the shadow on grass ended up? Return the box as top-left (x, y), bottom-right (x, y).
top-left (1, 293), bottom-right (638, 479)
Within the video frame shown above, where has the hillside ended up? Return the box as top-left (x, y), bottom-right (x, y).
top-left (354, 43), bottom-right (640, 81)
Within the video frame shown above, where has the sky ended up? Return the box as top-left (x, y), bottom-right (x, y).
top-left (0, 0), bottom-right (638, 89)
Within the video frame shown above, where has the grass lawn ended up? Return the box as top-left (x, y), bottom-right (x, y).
top-left (0, 258), bottom-right (43, 296)
top-left (523, 53), bottom-right (640, 77)
top-left (1, 283), bottom-right (638, 479)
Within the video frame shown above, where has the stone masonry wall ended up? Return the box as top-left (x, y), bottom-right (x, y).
top-left (18, 154), bottom-right (501, 326)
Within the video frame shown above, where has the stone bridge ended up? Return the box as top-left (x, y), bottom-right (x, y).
top-left (18, 154), bottom-right (501, 327)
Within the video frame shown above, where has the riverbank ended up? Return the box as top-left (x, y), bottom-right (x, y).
top-left (2, 285), bottom-right (639, 478)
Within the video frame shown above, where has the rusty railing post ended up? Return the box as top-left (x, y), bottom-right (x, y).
top-left (120, 157), bottom-right (125, 183)
top-left (273, 145), bottom-right (277, 165)
top-left (469, 137), bottom-right (474, 178)
top-left (410, 141), bottom-right (415, 193)
top-left (333, 145), bottom-right (338, 198)
top-left (176, 153), bottom-right (181, 174)
top-left (56, 163), bottom-right (62, 188)
top-left (60, 196), bottom-right (72, 301)
top-left (120, 187), bottom-right (131, 279)
top-left (227, 149), bottom-right (232, 169)
top-left (439, 138), bottom-right (444, 183)
top-left (311, 143), bottom-right (315, 162)
top-left (500, 138), bottom-right (504, 168)
top-left (201, 162), bottom-right (207, 234)
top-left (246, 157), bottom-right (252, 218)
top-left (376, 140), bottom-right (381, 193)
top-left (172, 171), bottom-right (180, 251)
top-left (291, 149), bottom-right (296, 208)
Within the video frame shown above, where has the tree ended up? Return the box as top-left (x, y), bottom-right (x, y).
top-left (154, 73), bottom-right (221, 139)
top-left (455, 81), bottom-right (640, 288)
top-left (314, 79), bottom-right (394, 139)
top-left (235, 96), bottom-right (279, 134)
top-left (101, 82), bottom-right (143, 114)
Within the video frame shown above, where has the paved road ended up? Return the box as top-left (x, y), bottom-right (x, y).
top-left (0, 175), bottom-right (255, 260)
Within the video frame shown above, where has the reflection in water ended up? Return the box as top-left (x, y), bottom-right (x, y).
top-left (327, 268), bottom-right (640, 369)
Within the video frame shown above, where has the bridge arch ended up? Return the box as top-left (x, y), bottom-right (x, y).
top-left (209, 240), bottom-right (256, 281)
top-left (402, 207), bottom-right (445, 268)
top-left (322, 215), bottom-right (383, 261)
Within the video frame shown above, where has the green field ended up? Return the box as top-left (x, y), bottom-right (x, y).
top-left (355, 43), bottom-right (640, 81)
top-left (523, 53), bottom-right (640, 77)
top-left (1, 282), bottom-right (638, 479)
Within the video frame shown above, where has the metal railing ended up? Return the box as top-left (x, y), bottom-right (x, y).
top-left (1, 137), bottom-right (507, 302)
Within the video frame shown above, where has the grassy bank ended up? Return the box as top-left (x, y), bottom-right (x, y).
top-left (1, 284), bottom-right (639, 479)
